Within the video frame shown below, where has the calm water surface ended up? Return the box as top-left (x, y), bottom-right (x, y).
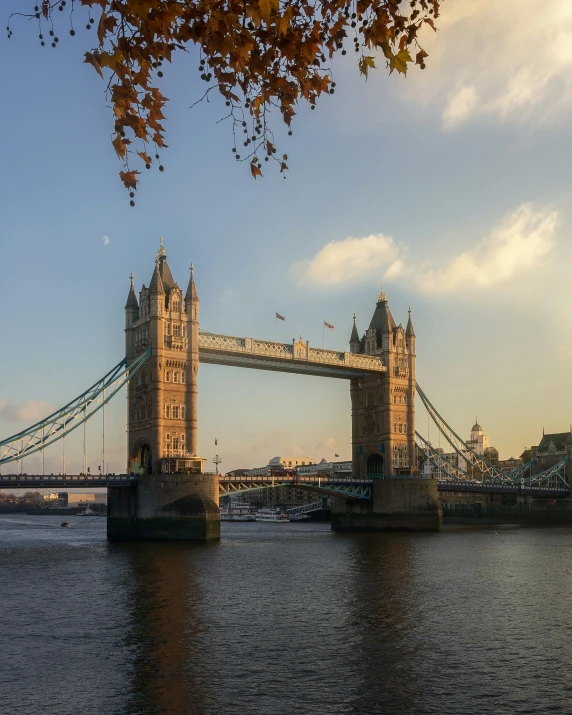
top-left (1, 515), bottom-right (572, 714)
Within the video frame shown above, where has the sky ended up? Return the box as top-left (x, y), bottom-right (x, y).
top-left (1, 0), bottom-right (572, 475)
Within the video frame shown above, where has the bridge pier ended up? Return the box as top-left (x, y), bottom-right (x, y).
top-left (107, 474), bottom-right (220, 541)
top-left (331, 477), bottom-right (442, 532)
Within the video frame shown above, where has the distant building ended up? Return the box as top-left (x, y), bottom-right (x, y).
top-left (531, 430), bottom-right (572, 488)
top-left (422, 420), bottom-right (516, 479)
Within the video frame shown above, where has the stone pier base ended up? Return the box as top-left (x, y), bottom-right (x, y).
top-left (107, 474), bottom-right (220, 541)
top-left (331, 477), bottom-right (442, 532)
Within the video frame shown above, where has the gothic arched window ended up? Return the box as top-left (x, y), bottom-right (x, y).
top-left (165, 405), bottom-right (171, 418)
top-left (173, 371), bottom-right (179, 383)
top-left (165, 370), bottom-right (171, 382)
top-left (181, 371), bottom-right (186, 384)
top-left (181, 407), bottom-right (186, 420)
top-left (173, 300), bottom-right (180, 313)
top-left (172, 405), bottom-right (180, 419)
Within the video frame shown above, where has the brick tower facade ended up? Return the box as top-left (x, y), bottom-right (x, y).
top-left (125, 240), bottom-right (199, 474)
top-left (349, 287), bottom-right (416, 478)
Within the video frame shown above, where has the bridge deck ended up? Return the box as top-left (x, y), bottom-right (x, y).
top-left (0, 474), bottom-right (137, 489)
top-left (198, 332), bottom-right (385, 379)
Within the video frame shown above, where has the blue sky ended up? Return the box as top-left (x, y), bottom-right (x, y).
top-left (1, 0), bottom-right (572, 474)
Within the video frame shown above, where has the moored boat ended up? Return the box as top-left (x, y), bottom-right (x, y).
top-left (220, 501), bottom-right (256, 522)
top-left (255, 507), bottom-right (290, 523)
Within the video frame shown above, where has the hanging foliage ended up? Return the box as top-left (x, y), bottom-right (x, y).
top-left (9, 0), bottom-right (441, 203)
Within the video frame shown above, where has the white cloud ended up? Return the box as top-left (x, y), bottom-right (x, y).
top-left (218, 287), bottom-right (239, 305)
top-left (102, 235), bottom-right (110, 245)
top-left (291, 203), bottom-right (558, 294)
top-left (420, 204), bottom-right (557, 293)
top-left (316, 436), bottom-right (336, 451)
top-left (0, 399), bottom-right (51, 422)
top-left (291, 233), bottom-right (404, 286)
top-left (405, 0), bottom-right (572, 128)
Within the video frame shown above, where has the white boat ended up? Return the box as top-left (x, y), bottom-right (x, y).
top-left (288, 513), bottom-right (310, 522)
top-left (76, 505), bottom-right (97, 516)
top-left (220, 501), bottom-right (256, 522)
top-left (255, 507), bottom-right (290, 523)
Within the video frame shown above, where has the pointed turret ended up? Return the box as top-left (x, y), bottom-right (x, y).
top-left (350, 313), bottom-right (361, 354)
top-left (185, 263), bottom-right (199, 303)
top-left (406, 307), bottom-right (415, 338)
top-left (125, 272), bottom-right (139, 311)
top-left (149, 258), bottom-right (165, 296)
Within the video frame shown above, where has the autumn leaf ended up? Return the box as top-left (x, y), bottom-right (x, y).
top-left (359, 56), bottom-right (376, 79)
top-left (112, 134), bottom-right (126, 158)
top-left (119, 170), bottom-right (140, 190)
top-left (84, 52), bottom-right (103, 78)
top-left (416, 50), bottom-right (428, 66)
top-left (391, 49), bottom-right (412, 75)
top-left (258, 0), bottom-right (271, 23)
top-left (250, 161), bottom-right (262, 179)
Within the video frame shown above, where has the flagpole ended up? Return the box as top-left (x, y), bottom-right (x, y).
top-left (322, 322), bottom-right (325, 350)
top-left (274, 312), bottom-right (276, 345)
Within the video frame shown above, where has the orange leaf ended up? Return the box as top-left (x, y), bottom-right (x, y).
top-left (119, 170), bottom-right (140, 190)
top-left (84, 52), bottom-right (103, 79)
top-left (112, 134), bottom-right (126, 158)
top-left (250, 162), bottom-right (262, 179)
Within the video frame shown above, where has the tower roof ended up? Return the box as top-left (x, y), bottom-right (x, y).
top-left (185, 264), bottom-right (198, 302)
top-left (350, 313), bottom-right (360, 344)
top-left (472, 420), bottom-right (482, 432)
top-left (125, 272), bottom-right (139, 310)
top-left (149, 258), bottom-right (165, 295)
top-left (156, 237), bottom-right (176, 292)
top-left (369, 285), bottom-right (396, 338)
top-left (406, 308), bottom-right (415, 337)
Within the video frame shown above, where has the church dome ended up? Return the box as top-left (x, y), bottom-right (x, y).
top-left (472, 422), bottom-right (482, 432)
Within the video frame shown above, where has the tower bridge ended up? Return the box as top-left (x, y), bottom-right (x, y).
top-left (1, 239), bottom-right (570, 540)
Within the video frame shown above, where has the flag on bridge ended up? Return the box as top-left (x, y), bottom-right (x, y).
top-left (324, 321), bottom-right (334, 330)
top-left (335, 453), bottom-right (339, 457)
top-left (275, 312), bottom-right (285, 321)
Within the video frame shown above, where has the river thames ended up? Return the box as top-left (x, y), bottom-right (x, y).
top-left (1, 515), bottom-right (572, 715)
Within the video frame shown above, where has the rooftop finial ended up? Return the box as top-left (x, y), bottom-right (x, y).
top-left (191, 263), bottom-right (194, 277)
top-left (408, 306), bottom-right (411, 317)
top-left (353, 313), bottom-right (356, 323)
top-left (130, 272), bottom-right (134, 287)
top-left (157, 236), bottom-right (166, 259)
top-left (377, 285), bottom-right (387, 303)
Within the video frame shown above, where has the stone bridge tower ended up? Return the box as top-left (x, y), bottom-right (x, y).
top-left (349, 287), bottom-right (416, 478)
top-left (124, 239), bottom-right (200, 474)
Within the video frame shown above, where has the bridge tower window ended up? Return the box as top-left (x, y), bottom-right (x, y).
top-left (165, 370), bottom-right (171, 382)
top-left (172, 300), bottom-right (180, 313)
top-left (173, 323), bottom-right (181, 337)
top-left (172, 405), bottom-right (180, 419)
top-left (165, 405), bottom-right (171, 419)
top-left (181, 371), bottom-right (186, 384)
top-left (173, 371), bottom-right (179, 383)
top-left (181, 407), bottom-right (186, 419)
top-left (172, 437), bottom-right (179, 451)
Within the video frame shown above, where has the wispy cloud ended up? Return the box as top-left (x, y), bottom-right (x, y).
top-left (291, 203), bottom-right (558, 294)
top-left (0, 399), bottom-right (51, 422)
top-left (291, 233), bottom-right (405, 286)
top-left (419, 204), bottom-right (557, 293)
top-left (405, 0), bottom-right (572, 129)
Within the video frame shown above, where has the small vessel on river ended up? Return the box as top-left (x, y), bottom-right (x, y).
top-left (220, 501), bottom-right (256, 522)
top-left (255, 507), bottom-right (290, 523)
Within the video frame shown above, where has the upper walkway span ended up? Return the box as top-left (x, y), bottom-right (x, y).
top-left (198, 332), bottom-right (386, 379)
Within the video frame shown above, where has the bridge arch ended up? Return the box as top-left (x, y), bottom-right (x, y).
top-left (366, 452), bottom-right (384, 479)
top-left (129, 441), bottom-right (152, 475)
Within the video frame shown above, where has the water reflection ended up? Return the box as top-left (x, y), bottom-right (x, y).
top-left (344, 533), bottom-right (426, 714)
top-left (117, 543), bottom-right (218, 715)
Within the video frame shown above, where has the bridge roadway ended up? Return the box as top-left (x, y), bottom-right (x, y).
top-left (0, 474), bottom-right (568, 499)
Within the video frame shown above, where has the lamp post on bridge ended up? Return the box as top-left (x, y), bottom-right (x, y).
top-left (213, 454), bottom-right (222, 475)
